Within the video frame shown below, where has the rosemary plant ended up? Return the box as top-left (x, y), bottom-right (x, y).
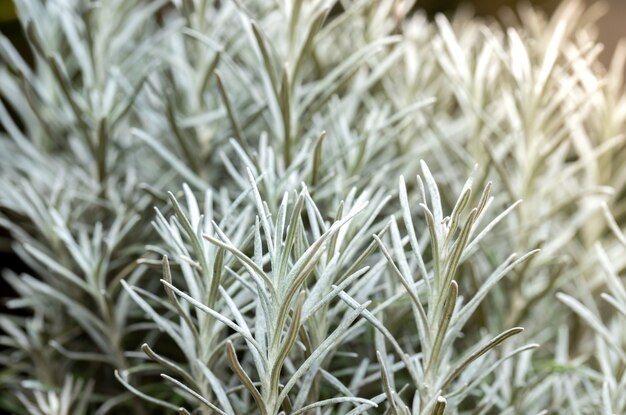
top-left (1, 0), bottom-right (625, 413)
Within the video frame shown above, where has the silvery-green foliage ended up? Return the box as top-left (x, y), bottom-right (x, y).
top-left (389, 6), bottom-right (626, 413)
top-left (122, 162), bottom-right (532, 414)
top-left (1, 0), bottom-right (626, 413)
top-left (397, 0), bottom-right (617, 324)
top-left (122, 173), bottom-right (387, 414)
top-left (354, 164), bottom-right (538, 415)
top-left (11, 376), bottom-right (92, 415)
top-left (555, 205), bottom-right (626, 415)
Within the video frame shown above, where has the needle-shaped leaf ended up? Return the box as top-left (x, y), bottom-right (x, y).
top-left (440, 327), bottom-right (525, 390)
top-left (226, 341), bottom-right (268, 415)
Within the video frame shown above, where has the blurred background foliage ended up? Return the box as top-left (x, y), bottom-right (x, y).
top-left (0, 0), bottom-right (560, 22)
top-left (1, 0), bottom-right (623, 64)
top-left (0, 0), bottom-right (623, 269)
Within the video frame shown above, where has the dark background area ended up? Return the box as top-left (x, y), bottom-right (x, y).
top-left (419, 0), bottom-right (560, 15)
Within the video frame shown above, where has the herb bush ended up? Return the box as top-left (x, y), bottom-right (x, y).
top-left (0, 0), bottom-right (625, 413)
